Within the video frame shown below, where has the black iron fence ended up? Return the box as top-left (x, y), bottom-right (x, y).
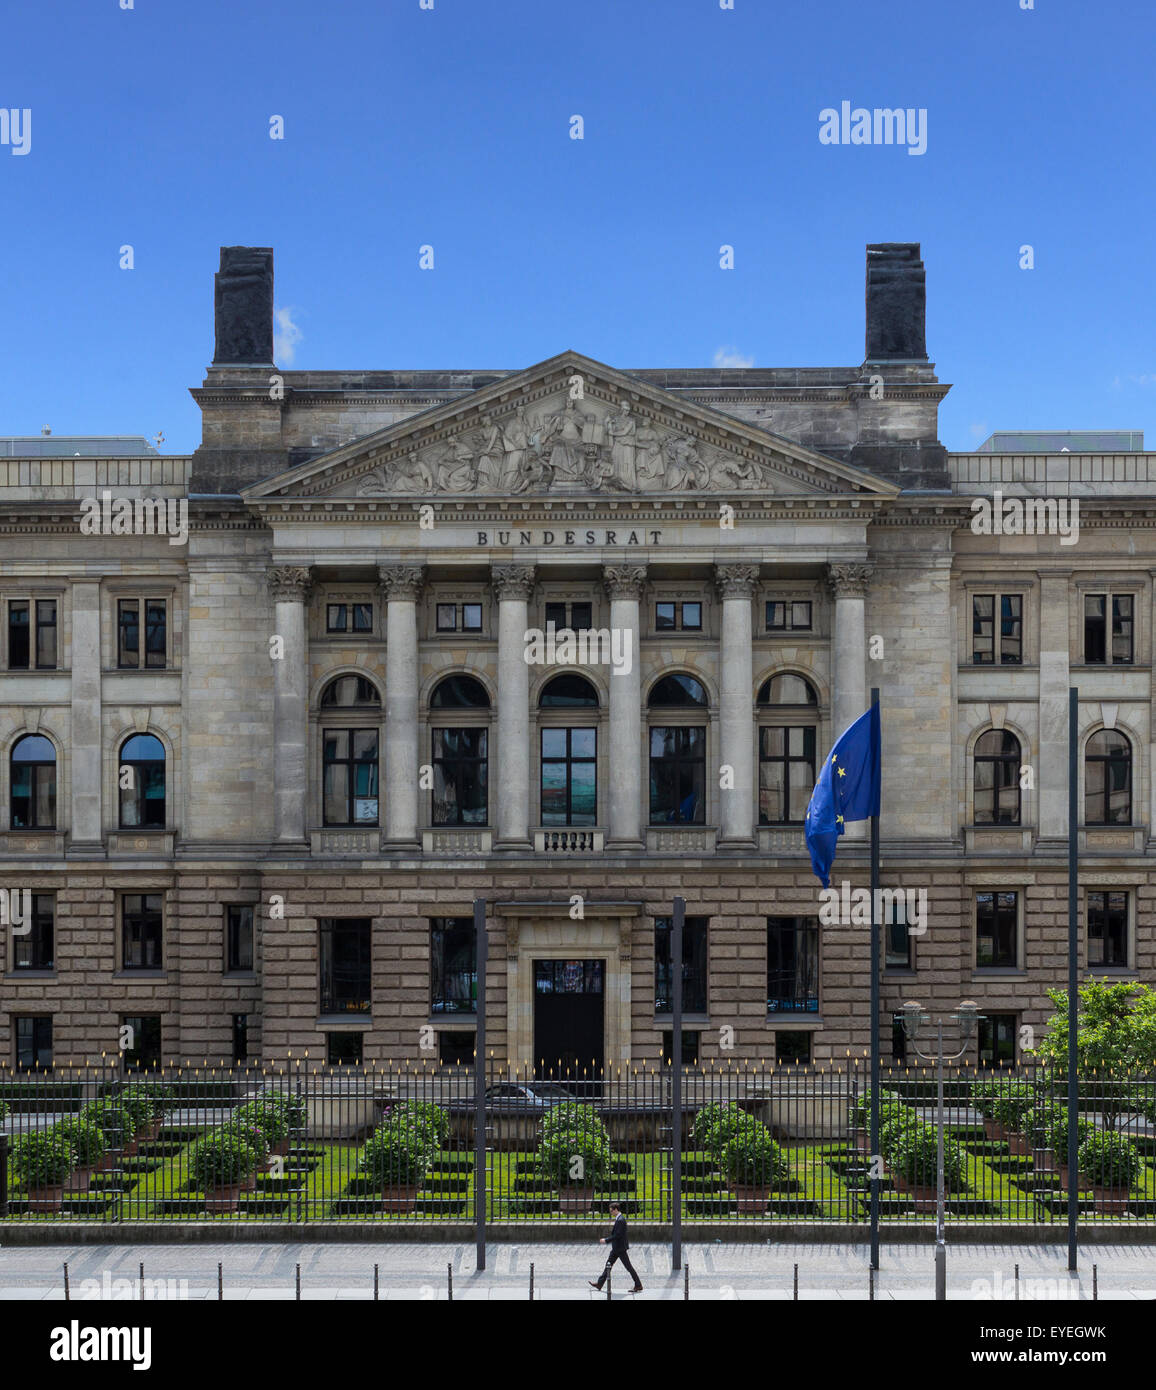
top-left (0, 1060), bottom-right (1153, 1225)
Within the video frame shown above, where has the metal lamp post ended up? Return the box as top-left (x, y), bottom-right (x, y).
top-left (899, 1000), bottom-right (981, 1301)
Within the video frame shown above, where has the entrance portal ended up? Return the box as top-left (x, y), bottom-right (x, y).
top-left (533, 958), bottom-right (605, 1080)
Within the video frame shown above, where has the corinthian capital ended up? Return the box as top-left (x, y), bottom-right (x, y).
top-left (827, 562), bottom-right (873, 598)
top-left (378, 564), bottom-right (425, 601)
top-left (602, 565), bottom-right (647, 600)
top-left (267, 565), bottom-right (312, 603)
top-left (491, 564), bottom-right (536, 601)
top-left (714, 563), bottom-right (760, 599)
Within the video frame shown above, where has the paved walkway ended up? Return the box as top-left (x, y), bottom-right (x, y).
top-left (0, 1241), bottom-right (1152, 1299)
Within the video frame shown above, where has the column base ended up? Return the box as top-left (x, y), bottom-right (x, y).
top-left (715, 834), bottom-right (758, 852)
top-left (492, 837), bottom-right (533, 854)
top-left (379, 837), bottom-right (423, 855)
top-left (65, 839), bottom-right (106, 860)
top-left (604, 836), bottom-right (645, 853)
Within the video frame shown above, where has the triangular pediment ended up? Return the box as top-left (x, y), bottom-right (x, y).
top-left (242, 351), bottom-right (899, 503)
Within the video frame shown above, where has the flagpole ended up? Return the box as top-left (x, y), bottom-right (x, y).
top-left (869, 686), bottom-right (881, 1272)
top-left (1067, 687), bottom-right (1079, 1272)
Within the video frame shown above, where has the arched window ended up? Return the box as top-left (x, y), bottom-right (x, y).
top-left (756, 675), bottom-right (818, 825)
top-left (11, 734), bottom-right (56, 829)
top-left (321, 675), bottom-right (381, 708)
top-left (538, 676), bottom-right (598, 827)
top-left (320, 675), bottom-right (380, 827)
top-left (538, 674), bottom-right (599, 708)
top-left (1085, 730), bottom-right (1132, 825)
top-left (648, 674), bottom-right (707, 824)
top-left (974, 730), bottom-right (1021, 825)
top-left (431, 676), bottom-right (490, 825)
top-left (119, 734), bottom-right (165, 829)
top-left (648, 674), bottom-right (708, 708)
top-left (431, 675), bottom-right (490, 709)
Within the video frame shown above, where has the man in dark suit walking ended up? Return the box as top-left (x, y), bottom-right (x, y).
top-left (589, 1202), bottom-right (643, 1293)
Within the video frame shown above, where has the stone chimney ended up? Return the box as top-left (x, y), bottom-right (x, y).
top-left (213, 246), bottom-right (275, 365)
top-left (864, 243), bottom-right (927, 361)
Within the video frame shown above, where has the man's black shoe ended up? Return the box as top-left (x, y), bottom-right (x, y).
top-left (588, 1281), bottom-right (602, 1289)
top-left (630, 1285), bottom-right (644, 1293)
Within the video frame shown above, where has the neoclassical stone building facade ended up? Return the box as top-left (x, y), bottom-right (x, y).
top-left (1, 242), bottom-right (1152, 1071)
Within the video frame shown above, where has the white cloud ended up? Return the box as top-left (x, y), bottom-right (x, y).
top-left (274, 306), bottom-right (303, 365)
top-left (712, 347), bottom-right (754, 369)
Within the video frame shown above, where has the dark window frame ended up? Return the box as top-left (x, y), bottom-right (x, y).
top-left (972, 592), bottom-right (1022, 666)
top-left (322, 727), bottom-right (380, 827)
top-left (319, 917), bottom-right (372, 1015)
top-left (225, 904), bottom-right (255, 973)
top-left (12, 892), bottom-right (55, 970)
top-left (973, 729), bottom-right (1022, 825)
top-left (977, 1013), bottom-right (1017, 1069)
top-left (117, 597), bottom-right (167, 670)
top-left (757, 724), bottom-right (816, 825)
top-left (121, 1014), bottom-right (162, 1071)
top-left (1084, 729), bottom-right (1132, 826)
top-left (1087, 889), bottom-right (1128, 968)
top-left (544, 600), bottom-right (593, 633)
top-left (118, 734), bottom-right (166, 829)
top-left (121, 892), bottom-right (164, 970)
top-left (767, 916), bottom-right (819, 1013)
top-left (654, 916), bottom-right (709, 1015)
top-left (10, 733), bottom-right (57, 830)
top-left (540, 725), bottom-right (597, 826)
top-left (431, 726), bottom-right (488, 826)
top-left (1084, 592), bottom-right (1134, 666)
top-left (431, 917), bottom-right (477, 1015)
top-left (8, 598), bottom-right (58, 671)
top-left (766, 600), bottom-right (813, 632)
top-left (15, 1015), bottom-right (52, 1070)
top-left (975, 890), bottom-right (1018, 969)
top-left (655, 601), bottom-right (703, 632)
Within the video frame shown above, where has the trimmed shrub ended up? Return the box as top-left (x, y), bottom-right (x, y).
top-left (539, 1102), bottom-right (605, 1140)
top-left (990, 1091), bottom-right (1036, 1131)
top-left (720, 1123), bottom-right (789, 1187)
top-left (81, 1100), bottom-right (136, 1148)
top-left (1077, 1131), bottom-right (1142, 1188)
top-left (879, 1109), bottom-right (923, 1161)
top-left (1028, 1103), bottom-right (1093, 1156)
top-left (188, 1130), bottom-right (260, 1189)
top-left (235, 1097), bottom-right (290, 1145)
top-left (361, 1120), bottom-right (433, 1187)
top-left (536, 1125), bottom-right (613, 1189)
top-left (57, 1117), bottom-right (106, 1167)
top-left (384, 1100), bottom-right (449, 1148)
top-left (696, 1106), bottom-right (761, 1160)
top-left (850, 1089), bottom-right (907, 1131)
top-left (888, 1124), bottom-right (965, 1190)
top-left (12, 1128), bottom-right (76, 1187)
top-left (690, 1103), bottom-right (736, 1151)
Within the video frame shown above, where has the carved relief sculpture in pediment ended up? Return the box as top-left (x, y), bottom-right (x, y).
top-left (349, 395), bottom-right (788, 499)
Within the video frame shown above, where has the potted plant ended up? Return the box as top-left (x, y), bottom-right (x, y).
top-left (990, 1092), bottom-right (1036, 1154)
top-left (13, 1127), bottom-right (76, 1211)
top-left (849, 1089), bottom-right (906, 1152)
top-left (721, 1121), bottom-right (788, 1213)
top-left (537, 1120), bottom-right (613, 1213)
top-left (81, 1100), bottom-right (138, 1156)
top-left (1078, 1131), bottom-right (1141, 1213)
top-left (384, 1100), bottom-right (450, 1149)
top-left (56, 1117), bottom-right (107, 1190)
top-left (886, 1124), bottom-right (966, 1211)
top-left (234, 1098), bottom-right (291, 1156)
top-left (361, 1118), bottom-right (433, 1211)
top-left (189, 1129), bottom-right (260, 1211)
top-left (1042, 1107), bottom-right (1094, 1186)
top-left (119, 1086), bottom-right (169, 1142)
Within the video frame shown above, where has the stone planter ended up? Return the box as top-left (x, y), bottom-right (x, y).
top-left (380, 1185), bottom-right (421, 1213)
top-left (557, 1188), bottom-right (597, 1214)
top-left (890, 1174), bottom-right (944, 1212)
top-left (204, 1177), bottom-right (256, 1212)
top-left (25, 1185), bottom-right (66, 1212)
top-left (1006, 1130), bottom-right (1031, 1157)
top-left (1031, 1145), bottom-right (1058, 1174)
top-left (1091, 1184), bottom-right (1131, 1214)
top-left (983, 1118), bottom-right (1008, 1141)
top-left (729, 1185), bottom-right (771, 1214)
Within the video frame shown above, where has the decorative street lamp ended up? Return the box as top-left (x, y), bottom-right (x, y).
top-left (898, 1000), bottom-right (981, 1301)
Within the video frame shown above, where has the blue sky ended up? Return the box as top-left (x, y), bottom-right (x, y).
top-left (1, 0), bottom-right (1153, 455)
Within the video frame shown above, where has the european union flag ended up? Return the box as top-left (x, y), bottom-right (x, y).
top-left (804, 704), bottom-right (881, 888)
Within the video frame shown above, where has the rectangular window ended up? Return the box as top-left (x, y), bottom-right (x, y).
top-left (118, 599), bottom-right (167, 669)
top-left (1087, 889), bottom-right (1128, 968)
top-left (436, 603), bottom-right (457, 632)
top-left (767, 917), bottom-right (819, 1012)
top-left (978, 1014), bottom-right (1017, 1069)
top-left (766, 600), bottom-right (812, 632)
top-left (758, 725), bottom-right (816, 824)
top-left (976, 891), bottom-right (1018, 968)
top-left (225, 904), bottom-right (255, 973)
top-left (35, 600), bottom-right (57, 669)
top-left (431, 917), bottom-right (477, 1014)
top-left (439, 1031), bottom-right (475, 1065)
top-left (540, 726), bottom-right (597, 826)
top-left (662, 1030), bottom-right (700, 1065)
top-left (121, 1015), bottom-right (162, 1071)
top-left (884, 894), bottom-right (912, 970)
top-left (655, 601), bottom-right (703, 632)
top-left (462, 603), bottom-right (483, 632)
top-left (319, 918), bottom-right (372, 1014)
top-left (327, 1032), bottom-right (363, 1065)
top-left (775, 1031), bottom-right (812, 1065)
top-left (232, 1014), bottom-right (249, 1064)
top-left (327, 603), bottom-right (348, 632)
top-left (649, 726), bottom-right (706, 824)
top-left (654, 916), bottom-right (709, 1014)
top-left (15, 1015), bottom-right (52, 1069)
top-left (545, 601), bottom-right (592, 632)
top-left (972, 594), bottom-right (1022, 665)
top-left (8, 600), bottom-right (29, 669)
top-left (545, 601), bottom-right (566, 630)
top-left (122, 893), bottom-right (163, 970)
top-left (431, 728), bottom-right (488, 825)
top-left (1085, 594), bottom-right (1133, 664)
top-left (892, 1018), bottom-right (908, 1063)
top-left (322, 728), bottom-right (379, 826)
top-left (12, 892), bottom-right (54, 970)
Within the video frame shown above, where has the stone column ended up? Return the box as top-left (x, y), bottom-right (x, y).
top-left (69, 580), bottom-right (103, 853)
top-left (267, 566), bottom-right (312, 846)
top-left (379, 565), bottom-right (425, 849)
top-left (603, 565), bottom-right (646, 849)
top-left (1038, 570), bottom-right (1072, 843)
top-left (716, 564), bottom-right (760, 846)
top-left (828, 563), bottom-right (872, 842)
top-left (492, 564), bottom-right (535, 849)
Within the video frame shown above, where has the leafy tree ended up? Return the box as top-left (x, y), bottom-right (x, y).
top-left (1032, 980), bottom-right (1156, 1073)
